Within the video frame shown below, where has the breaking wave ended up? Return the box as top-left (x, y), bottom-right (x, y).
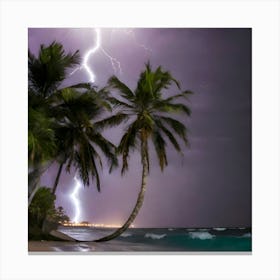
top-left (189, 232), bottom-right (215, 240)
top-left (145, 233), bottom-right (167, 240)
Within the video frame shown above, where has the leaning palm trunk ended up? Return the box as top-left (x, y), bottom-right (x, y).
top-left (52, 162), bottom-right (64, 194)
top-left (28, 162), bottom-right (52, 206)
top-left (28, 178), bottom-right (41, 207)
top-left (95, 140), bottom-right (148, 242)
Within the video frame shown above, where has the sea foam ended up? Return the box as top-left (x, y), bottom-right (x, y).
top-left (145, 233), bottom-right (166, 240)
top-left (213, 227), bottom-right (226, 231)
top-left (189, 232), bottom-right (215, 240)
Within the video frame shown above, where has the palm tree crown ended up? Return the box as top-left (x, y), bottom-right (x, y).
top-left (52, 86), bottom-right (118, 192)
top-left (28, 42), bottom-right (80, 98)
top-left (103, 62), bottom-right (192, 174)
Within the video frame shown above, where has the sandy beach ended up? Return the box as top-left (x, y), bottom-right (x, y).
top-left (28, 240), bottom-right (162, 252)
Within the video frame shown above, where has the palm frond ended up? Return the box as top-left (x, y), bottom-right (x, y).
top-left (88, 148), bottom-right (101, 191)
top-left (158, 116), bottom-right (189, 145)
top-left (108, 76), bottom-right (135, 101)
top-left (153, 102), bottom-right (192, 116)
top-left (164, 91), bottom-right (193, 102)
top-left (28, 42), bottom-right (80, 97)
top-left (68, 82), bottom-right (94, 91)
top-left (88, 132), bottom-right (118, 172)
top-left (118, 121), bottom-right (139, 174)
top-left (95, 113), bottom-right (129, 131)
top-left (106, 97), bottom-right (134, 110)
top-left (28, 107), bottom-right (57, 166)
top-left (152, 129), bottom-right (167, 171)
top-left (154, 118), bottom-right (182, 152)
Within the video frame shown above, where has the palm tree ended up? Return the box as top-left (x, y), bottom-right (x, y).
top-left (28, 41), bottom-right (80, 98)
top-left (94, 62), bottom-right (193, 242)
top-left (50, 86), bottom-right (118, 194)
top-left (28, 42), bottom-right (81, 204)
top-left (28, 42), bottom-right (117, 203)
top-left (28, 90), bottom-right (57, 205)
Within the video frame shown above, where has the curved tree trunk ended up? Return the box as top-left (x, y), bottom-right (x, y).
top-left (28, 161), bottom-right (53, 206)
top-left (94, 138), bottom-right (148, 242)
top-left (52, 162), bottom-right (64, 194)
top-left (28, 178), bottom-right (41, 207)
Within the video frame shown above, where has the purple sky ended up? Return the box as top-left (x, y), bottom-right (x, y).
top-left (29, 28), bottom-right (251, 228)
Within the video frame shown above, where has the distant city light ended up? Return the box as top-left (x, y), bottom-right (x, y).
top-left (62, 221), bottom-right (135, 228)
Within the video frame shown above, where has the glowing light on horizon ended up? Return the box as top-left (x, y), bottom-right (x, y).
top-left (62, 221), bottom-right (135, 228)
top-left (70, 174), bottom-right (82, 223)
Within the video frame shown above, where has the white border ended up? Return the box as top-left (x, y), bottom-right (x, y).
top-left (1, 0), bottom-right (279, 279)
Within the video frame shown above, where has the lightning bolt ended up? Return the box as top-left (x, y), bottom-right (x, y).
top-left (122, 29), bottom-right (152, 55)
top-left (70, 174), bottom-right (82, 223)
top-left (101, 47), bottom-right (122, 75)
top-left (68, 28), bottom-right (152, 223)
top-left (70, 28), bottom-right (122, 83)
top-left (82, 28), bottom-right (101, 83)
top-left (70, 28), bottom-right (151, 83)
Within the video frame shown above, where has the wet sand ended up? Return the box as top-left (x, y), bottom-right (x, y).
top-left (28, 240), bottom-right (161, 252)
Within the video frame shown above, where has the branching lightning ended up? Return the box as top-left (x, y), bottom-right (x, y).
top-left (70, 28), bottom-right (151, 83)
top-left (70, 28), bottom-right (122, 82)
top-left (70, 174), bottom-right (82, 223)
top-left (100, 47), bottom-right (122, 75)
top-left (122, 29), bottom-right (152, 55)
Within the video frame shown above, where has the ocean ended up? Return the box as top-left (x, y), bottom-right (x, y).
top-left (57, 226), bottom-right (252, 252)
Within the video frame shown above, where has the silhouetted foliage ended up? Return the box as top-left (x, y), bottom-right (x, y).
top-left (28, 42), bottom-right (80, 98)
top-left (28, 187), bottom-right (69, 229)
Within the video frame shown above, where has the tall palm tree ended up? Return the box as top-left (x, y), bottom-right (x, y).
top-left (50, 86), bottom-right (118, 194)
top-left (28, 42), bottom-right (81, 204)
top-left (94, 62), bottom-right (193, 242)
top-left (28, 42), bottom-right (117, 203)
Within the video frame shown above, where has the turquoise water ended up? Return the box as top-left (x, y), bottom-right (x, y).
top-left (59, 226), bottom-right (251, 252)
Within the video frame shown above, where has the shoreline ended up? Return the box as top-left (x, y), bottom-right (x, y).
top-left (28, 240), bottom-right (164, 252)
top-left (28, 227), bottom-right (252, 252)
top-left (28, 240), bottom-right (252, 253)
